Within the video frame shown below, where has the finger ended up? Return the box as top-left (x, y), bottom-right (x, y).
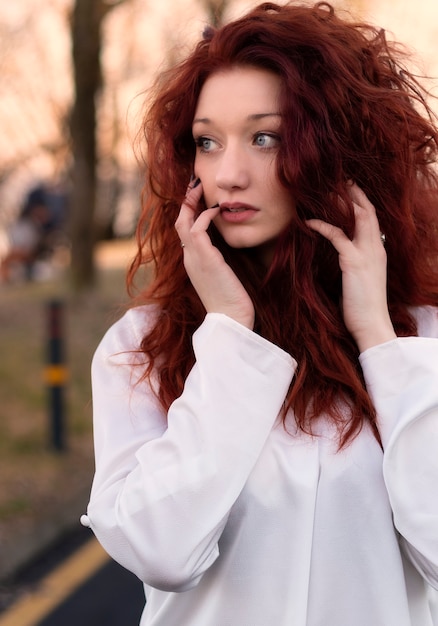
top-left (184, 177), bottom-right (204, 214)
top-left (306, 218), bottom-right (351, 251)
top-left (183, 206), bottom-right (221, 257)
top-left (175, 180), bottom-right (204, 242)
top-left (190, 206), bottom-right (220, 235)
top-left (347, 183), bottom-right (379, 227)
top-left (347, 182), bottom-right (372, 209)
top-left (348, 185), bottom-right (382, 246)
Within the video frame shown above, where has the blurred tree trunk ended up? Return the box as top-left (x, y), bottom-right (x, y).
top-left (202, 0), bottom-right (229, 27)
top-left (69, 0), bottom-right (103, 289)
top-left (69, 0), bottom-right (127, 289)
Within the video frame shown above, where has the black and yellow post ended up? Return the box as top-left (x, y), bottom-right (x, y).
top-left (45, 300), bottom-right (68, 451)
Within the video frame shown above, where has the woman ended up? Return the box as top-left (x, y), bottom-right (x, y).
top-left (81, 2), bottom-right (438, 624)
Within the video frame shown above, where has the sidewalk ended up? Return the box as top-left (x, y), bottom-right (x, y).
top-left (0, 239), bottom-right (136, 585)
top-left (0, 470), bottom-right (92, 584)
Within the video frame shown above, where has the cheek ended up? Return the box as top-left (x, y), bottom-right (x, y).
top-left (263, 160), bottom-right (285, 196)
top-left (272, 186), bottom-right (295, 224)
top-left (194, 158), bottom-right (208, 185)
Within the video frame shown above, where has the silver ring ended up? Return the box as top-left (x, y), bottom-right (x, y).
top-left (380, 232), bottom-right (386, 246)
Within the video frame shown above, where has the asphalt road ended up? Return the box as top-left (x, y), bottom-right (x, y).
top-left (0, 528), bottom-right (145, 626)
top-left (37, 558), bottom-right (145, 626)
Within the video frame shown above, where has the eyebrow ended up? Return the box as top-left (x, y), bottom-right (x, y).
top-left (192, 113), bottom-right (281, 125)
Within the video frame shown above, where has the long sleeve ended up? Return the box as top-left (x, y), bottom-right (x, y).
top-left (359, 306), bottom-right (438, 588)
top-left (83, 308), bottom-right (295, 591)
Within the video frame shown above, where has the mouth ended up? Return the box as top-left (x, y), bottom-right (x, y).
top-left (218, 203), bottom-right (258, 223)
top-left (220, 203), bottom-right (258, 213)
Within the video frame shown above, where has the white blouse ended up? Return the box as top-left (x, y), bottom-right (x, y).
top-left (82, 305), bottom-right (438, 626)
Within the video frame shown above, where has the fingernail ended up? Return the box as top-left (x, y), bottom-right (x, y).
top-left (193, 177), bottom-right (201, 188)
top-left (211, 203), bottom-right (219, 208)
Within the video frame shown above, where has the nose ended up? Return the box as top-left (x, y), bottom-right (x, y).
top-left (215, 143), bottom-right (250, 190)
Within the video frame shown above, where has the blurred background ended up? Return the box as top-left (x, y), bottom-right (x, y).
top-left (0, 0), bottom-right (437, 598)
top-left (1, 0), bottom-right (438, 288)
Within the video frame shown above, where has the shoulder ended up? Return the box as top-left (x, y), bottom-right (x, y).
top-left (411, 305), bottom-right (438, 338)
top-left (94, 304), bottom-right (160, 362)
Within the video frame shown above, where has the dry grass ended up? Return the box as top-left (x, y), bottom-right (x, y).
top-left (0, 240), bottom-right (135, 558)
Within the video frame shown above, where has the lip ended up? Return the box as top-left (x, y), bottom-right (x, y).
top-left (219, 202), bottom-right (259, 223)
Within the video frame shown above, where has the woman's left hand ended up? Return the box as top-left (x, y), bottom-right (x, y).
top-left (306, 183), bottom-right (397, 353)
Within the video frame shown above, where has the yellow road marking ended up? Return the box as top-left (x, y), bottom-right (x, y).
top-left (0, 538), bottom-right (109, 626)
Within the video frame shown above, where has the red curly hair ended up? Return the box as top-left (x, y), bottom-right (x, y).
top-left (128, 1), bottom-right (438, 446)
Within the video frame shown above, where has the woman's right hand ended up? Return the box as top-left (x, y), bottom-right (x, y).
top-left (175, 180), bottom-right (255, 329)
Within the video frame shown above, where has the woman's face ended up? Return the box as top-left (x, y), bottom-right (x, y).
top-left (192, 66), bottom-right (295, 266)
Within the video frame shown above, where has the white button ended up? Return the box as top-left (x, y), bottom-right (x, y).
top-left (80, 514), bottom-right (91, 527)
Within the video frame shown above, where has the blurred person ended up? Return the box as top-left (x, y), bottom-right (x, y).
top-left (0, 183), bottom-right (68, 283)
top-left (0, 189), bottom-right (50, 282)
top-left (81, 3), bottom-right (438, 625)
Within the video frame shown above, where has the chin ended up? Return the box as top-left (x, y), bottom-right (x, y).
top-left (222, 238), bottom-right (258, 250)
top-left (216, 230), bottom-right (255, 249)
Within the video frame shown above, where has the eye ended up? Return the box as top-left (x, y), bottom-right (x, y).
top-left (253, 133), bottom-right (280, 149)
top-left (194, 136), bottom-right (218, 153)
